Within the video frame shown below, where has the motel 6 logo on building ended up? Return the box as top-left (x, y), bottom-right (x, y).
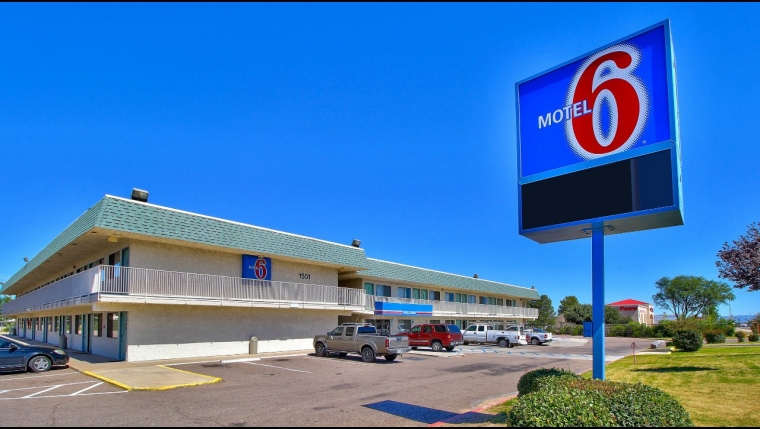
top-left (517, 23), bottom-right (674, 178)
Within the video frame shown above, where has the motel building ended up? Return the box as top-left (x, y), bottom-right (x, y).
top-left (1, 193), bottom-right (539, 362)
top-left (607, 299), bottom-right (655, 326)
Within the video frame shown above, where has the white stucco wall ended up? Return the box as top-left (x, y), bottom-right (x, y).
top-left (113, 304), bottom-right (346, 362)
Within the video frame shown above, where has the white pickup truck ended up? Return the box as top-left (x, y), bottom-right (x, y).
top-left (462, 324), bottom-right (527, 348)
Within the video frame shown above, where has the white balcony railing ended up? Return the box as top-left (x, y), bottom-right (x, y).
top-left (367, 295), bottom-right (539, 319)
top-left (2, 265), bottom-right (538, 320)
top-left (3, 266), bottom-right (366, 315)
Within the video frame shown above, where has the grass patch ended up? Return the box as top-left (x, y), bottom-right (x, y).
top-left (594, 344), bottom-right (760, 426)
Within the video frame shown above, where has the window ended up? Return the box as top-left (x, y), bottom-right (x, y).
top-left (121, 247), bottom-right (130, 267)
top-left (480, 296), bottom-right (487, 305)
top-left (430, 291), bottom-right (441, 301)
top-left (65, 316), bottom-right (71, 334)
top-left (433, 325), bottom-right (447, 333)
top-left (397, 287), bottom-right (411, 299)
top-left (93, 314), bottom-right (102, 337)
top-left (75, 315), bottom-right (83, 335)
top-left (422, 326), bottom-right (432, 334)
top-left (107, 313), bottom-right (119, 338)
top-left (364, 283), bottom-right (374, 295)
top-left (465, 325), bottom-right (477, 332)
top-left (410, 326), bottom-right (421, 334)
top-left (375, 285), bottom-right (392, 297)
top-left (429, 320), bottom-right (441, 324)
top-left (46, 317), bottom-right (52, 332)
top-left (487, 297), bottom-right (496, 305)
top-left (412, 288), bottom-right (420, 299)
top-left (445, 292), bottom-right (455, 302)
top-left (497, 298), bottom-right (504, 306)
top-left (54, 316), bottom-right (60, 333)
top-left (344, 327), bottom-right (355, 337)
top-left (477, 325), bottom-right (485, 332)
top-left (455, 293), bottom-right (462, 303)
top-left (329, 327), bottom-right (344, 337)
top-left (357, 326), bottom-right (376, 334)
top-left (420, 289), bottom-right (428, 300)
top-left (398, 320), bottom-right (412, 332)
top-left (468, 295), bottom-right (477, 304)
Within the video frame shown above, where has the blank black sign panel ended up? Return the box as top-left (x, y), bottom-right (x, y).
top-left (521, 150), bottom-right (673, 231)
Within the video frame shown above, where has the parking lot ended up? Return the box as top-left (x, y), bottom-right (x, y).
top-left (0, 337), bottom-right (636, 427)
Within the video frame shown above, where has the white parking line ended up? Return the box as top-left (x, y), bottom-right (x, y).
top-left (23, 385), bottom-right (62, 398)
top-left (302, 356), bottom-right (375, 367)
top-left (242, 362), bottom-right (311, 373)
top-left (0, 391), bottom-right (127, 401)
top-left (0, 381), bottom-right (97, 393)
top-left (0, 372), bottom-right (80, 382)
top-left (70, 382), bottom-right (103, 396)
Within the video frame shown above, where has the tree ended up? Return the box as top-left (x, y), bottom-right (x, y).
top-left (564, 303), bottom-right (592, 324)
top-left (529, 294), bottom-right (556, 326)
top-left (558, 296), bottom-right (580, 316)
top-left (716, 222), bottom-right (760, 292)
top-left (0, 295), bottom-right (12, 319)
top-left (604, 306), bottom-right (631, 325)
top-left (652, 276), bottom-right (735, 319)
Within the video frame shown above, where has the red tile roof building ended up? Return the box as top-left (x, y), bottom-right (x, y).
top-left (607, 298), bottom-right (655, 326)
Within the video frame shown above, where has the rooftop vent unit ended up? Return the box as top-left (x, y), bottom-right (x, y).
top-left (131, 188), bottom-right (149, 203)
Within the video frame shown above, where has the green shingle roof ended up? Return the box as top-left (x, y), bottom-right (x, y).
top-left (1, 195), bottom-right (368, 294)
top-left (360, 258), bottom-right (540, 299)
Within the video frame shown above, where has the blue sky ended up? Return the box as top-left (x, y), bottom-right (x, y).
top-left (1, 3), bottom-right (759, 316)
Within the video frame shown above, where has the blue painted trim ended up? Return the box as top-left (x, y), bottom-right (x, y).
top-left (518, 142), bottom-right (674, 185)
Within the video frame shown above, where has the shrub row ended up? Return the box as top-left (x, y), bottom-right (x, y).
top-left (749, 333), bottom-right (760, 342)
top-left (507, 369), bottom-right (694, 427)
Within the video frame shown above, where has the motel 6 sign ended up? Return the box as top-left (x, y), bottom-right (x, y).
top-left (516, 20), bottom-right (683, 243)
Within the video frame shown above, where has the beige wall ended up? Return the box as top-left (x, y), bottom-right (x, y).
top-left (128, 240), bottom-right (340, 286)
top-left (92, 303), bottom-right (349, 361)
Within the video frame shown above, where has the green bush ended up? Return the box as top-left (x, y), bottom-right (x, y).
top-left (516, 368), bottom-right (581, 397)
top-left (704, 329), bottom-right (726, 344)
top-left (749, 333), bottom-right (760, 342)
top-left (571, 324), bottom-right (584, 336)
top-left (672, 329), bottom-right (703, 351)
top-left (506, 377), bottom-right (693, 427)
top-left (735, 331), bottom-right (746, 342)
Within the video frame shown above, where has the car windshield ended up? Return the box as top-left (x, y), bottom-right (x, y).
top-left (445, 324), bottom-right (461, 334)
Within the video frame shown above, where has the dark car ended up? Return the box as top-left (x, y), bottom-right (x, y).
top-left (398, 324), bottom-right (463, 352)
top-left (0, 335), bottom-right (69, 373)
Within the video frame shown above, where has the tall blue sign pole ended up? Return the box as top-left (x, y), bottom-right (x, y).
top-left (515, 21), bottom-right (683, 381)
top-left (591, 223), bottom-right (605, 380)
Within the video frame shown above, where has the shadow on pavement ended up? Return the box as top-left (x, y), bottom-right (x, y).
top-left (363, 400), bottom-right (490, 424)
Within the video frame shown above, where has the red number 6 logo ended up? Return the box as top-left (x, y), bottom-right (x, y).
top-left (565, 44), bottom-right (649, 159)
top-left (254, 258), bottom-right (268, 279)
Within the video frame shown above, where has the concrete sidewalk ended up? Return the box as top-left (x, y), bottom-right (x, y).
top-left (6, 335), bottom-right (311, 391)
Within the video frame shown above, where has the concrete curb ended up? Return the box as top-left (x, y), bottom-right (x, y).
top-left (82, 365), bottom-right (222, 391)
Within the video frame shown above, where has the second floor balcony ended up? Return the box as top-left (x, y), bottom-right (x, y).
top-left (366, 295), bottom-right (538, 320)
top-left (3, 265), bottom-right (366, 315)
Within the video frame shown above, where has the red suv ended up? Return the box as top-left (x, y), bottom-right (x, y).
top-left (399, 324), bottom-right (463, 352)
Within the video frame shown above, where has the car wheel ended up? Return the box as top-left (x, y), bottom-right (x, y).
top-left (498, 338), bottom-right (508, 348)
top-left (361, 346), bottom-right (376, 363)
top-left (28, 355), bottom-right (52, 373)
top-left (315, 342), bottom-right (327, 357)
top-left (431, 341), bottom-right (443, 352)
top-left (445, 346), bottom-right (455, 351)
top-left (531, 338), bottom-right (541, 346)
top-left (338, 352), bottom-right (348, 357)
top-left (384, 354), bottom-right (397, 362)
